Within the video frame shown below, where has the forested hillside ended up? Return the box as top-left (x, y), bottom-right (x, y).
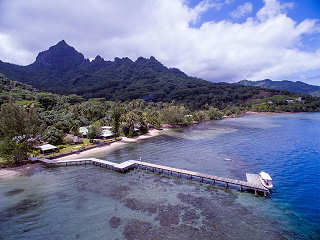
top-left (0, 40), bottom-right (290, 109)
top-left (238, 79), bottom-right (320, 97)
top-left (1, 71), bottom-right (320, 165)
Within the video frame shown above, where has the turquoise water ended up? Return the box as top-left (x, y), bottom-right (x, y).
top-left (0, 113), bottom-right (319, 239)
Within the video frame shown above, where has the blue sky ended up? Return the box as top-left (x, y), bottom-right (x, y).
top-left (186, 0), bottom-right (320, 84)
top-left (190, 0), bottom-right (320, 21)
top-left (1, 0), bottom-right (320, 84)
top-left (189, 0), bottom-right (320, 49)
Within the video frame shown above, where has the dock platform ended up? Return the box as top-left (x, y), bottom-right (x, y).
top-left (38, 158), bottom-right (270, 196)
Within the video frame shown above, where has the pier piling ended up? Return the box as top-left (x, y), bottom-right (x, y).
top-left (38, 158), bottom-right (270, 197)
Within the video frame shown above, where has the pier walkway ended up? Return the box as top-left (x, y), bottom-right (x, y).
top-left (38, 158), bottom-right (269, 196)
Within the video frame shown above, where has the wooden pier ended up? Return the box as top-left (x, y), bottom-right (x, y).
top-left (38, 158), bottom-right (270, 196)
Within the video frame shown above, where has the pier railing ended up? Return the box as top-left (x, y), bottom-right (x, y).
top-left (38, 158), bottom-right (269, 197)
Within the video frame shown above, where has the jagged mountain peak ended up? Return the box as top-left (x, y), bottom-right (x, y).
top-left (135, 56), bottom-right (160, 63)
top-left (56, 39), bottom-right (68, 46)
top-left (0, 40), bottom-right (217, 101)
top-left (135, 56), bottom-right (166, 72)
top-left (33, 40), bottom-right (85, 71)
top-left (114, 57), bottom-right (134, 64)
top-left (92, 55), bottom-right (105, 63)
top-left (149, 56), bottom-right (158, 61)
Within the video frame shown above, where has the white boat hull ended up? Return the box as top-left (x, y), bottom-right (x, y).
top-left (259, 177), bottom-right (273, 189)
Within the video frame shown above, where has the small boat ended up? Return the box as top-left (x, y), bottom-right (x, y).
top-left (259, 171), bottom-right (273, 189)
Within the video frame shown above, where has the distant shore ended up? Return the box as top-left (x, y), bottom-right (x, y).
top-left (0, 111), bottom-right (313, 178)
top-left (244, 111), bottom-right (313, 116)
top-left (245, 111), bottom-right (292, 115)
top-left (223, 111), bottom-right (305, 119)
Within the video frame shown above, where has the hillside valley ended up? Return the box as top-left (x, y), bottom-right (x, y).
top-left (238, 79), bottom-right (320, 97)
top-left (0, 40), bottom-right (287, 109)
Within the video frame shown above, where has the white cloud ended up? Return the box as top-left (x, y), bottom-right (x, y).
top-left (230, 2), bottom-right (253, 19)
top-left (0, 34), bottom-right (34, 63)
top-left (257, 0), bottom-right (294, 21)
top-left (0, 0), bottom-right (319, 83)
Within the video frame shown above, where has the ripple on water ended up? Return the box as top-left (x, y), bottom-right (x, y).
top-left (0, 165), bottom-right (312, 240)
top-left (1, 113), bottom-right (320, 240)
top-left (5, 188), bottom-right (24, 197)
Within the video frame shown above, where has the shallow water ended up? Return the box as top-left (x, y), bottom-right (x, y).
top-left (1, 113), bottom-right (320, 239)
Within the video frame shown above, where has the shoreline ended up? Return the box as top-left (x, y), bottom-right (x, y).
top-left (244, 111), bottom-right (317, 115)
top-left (57, 128), bottom-right (167, 161)
top-left (0, 111), bottom-right (316, 178)
top-left (224, 111), bottom-right (313, 119)
top-left (0, 129), bottom-right (168, 178)
top-left (0, 163), bottom-right (43, 179)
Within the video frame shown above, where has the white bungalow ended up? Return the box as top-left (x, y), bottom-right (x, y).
top-left (101, 126), bottom-right (114, 138)
top-left (79, 127), bottom-right (89, 136)
top-left (37, 144), bottom-right (58, 154)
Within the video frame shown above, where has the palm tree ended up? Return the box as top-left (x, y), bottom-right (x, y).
top-left (122, 111), bottom-right (139, 137)
top-left (144, 110), bottom-right (160, 129)
top-left (111, 103), bottom-right (124, 137)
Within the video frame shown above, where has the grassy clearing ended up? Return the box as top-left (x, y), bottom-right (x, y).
top-left (0, 156), bottom-right (10, 167)
top-left (38, 143), bottom-right (93, 158)
top-left (248, 95), bottom-right (296, 105)
top-left (37, 137), bottom-right (121, 159)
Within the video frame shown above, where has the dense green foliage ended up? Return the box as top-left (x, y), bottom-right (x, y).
top-left (1, 71), bottom-right (320, 165)
top-left (0, 102), bottom-right (42, 164)
top-left (43, 126), bottom-right (64, 145)
top-left (87, 125), bottom-right (102, 140)
top-left (0, 40), bottom-right (288, 110)
top-left (245, 95), bottom-right (320, 112)
top-left (1, 40), bottom-right (320, 165)
top-left (111, 104), bottom-right (123, 137)
top-left (238, 79), bottom-right (320, 97)
top-left (0, 73), bottom-right (225, 163)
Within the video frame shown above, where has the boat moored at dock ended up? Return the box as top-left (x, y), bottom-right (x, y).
top-left (38, 158), bottom-right (271, 197)
top-left (259, 171), bottom-right (273, 189)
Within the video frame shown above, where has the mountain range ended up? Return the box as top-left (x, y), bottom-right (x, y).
top-left (0, 40), bottom-right (273, 109)
top-left (1, 40), bottom-right (312, 109)
top-left (238, 79), bottom-right (320, 97)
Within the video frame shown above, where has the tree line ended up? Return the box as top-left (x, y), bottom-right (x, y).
top-left (1, 73), bottom-right (320, 166)
top-left (0, 96), bottom-right (226, 165)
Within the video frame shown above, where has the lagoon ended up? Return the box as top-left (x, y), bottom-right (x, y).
top-left (0, 113), bottom-right (319, 239)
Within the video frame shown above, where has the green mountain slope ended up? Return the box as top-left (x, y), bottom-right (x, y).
top-left (0, 40), bottom-right (291, 109)
top-left (238, 79), bottom-right (320, 97)
top-left (0, 73), bottom-right (38, 105)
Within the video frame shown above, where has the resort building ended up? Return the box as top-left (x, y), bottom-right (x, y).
top-left (37, 144), bottom-right (58, 154)
top-left (79, 126), bottom-right (114, 139)
top-left (79, 127), bottom-right (89, 136)
top-left (101, 126), bottom-right (114, 138)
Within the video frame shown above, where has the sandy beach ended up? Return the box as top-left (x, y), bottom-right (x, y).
top-left (0, 163), bottom-right (43, 179)
top-left (55, 128), bottom-right (167, 161)
top-left (245, 111), bottom-right (295, 115)
top-left (0, 129), bottom-right (167, 178)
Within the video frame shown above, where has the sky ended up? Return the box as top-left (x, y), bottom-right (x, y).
top-left (0, 0), bottom-right (320, 84)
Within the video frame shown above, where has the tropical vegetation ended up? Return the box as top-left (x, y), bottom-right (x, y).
top-left (1, 40), bottom-right (320, 166)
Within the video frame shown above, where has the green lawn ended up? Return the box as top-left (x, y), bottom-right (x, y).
top-left (248, 95), bottom-right (296, 105)
top-left (37, 138), bottom-right (120, 159)
top-left (38, 142), bottom-right (93, 158)
top-left (0, 156), bottom-right (9, 167)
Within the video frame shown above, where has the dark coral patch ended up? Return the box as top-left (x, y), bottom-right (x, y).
top-left (109, 216), bottom-right (121, 228)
